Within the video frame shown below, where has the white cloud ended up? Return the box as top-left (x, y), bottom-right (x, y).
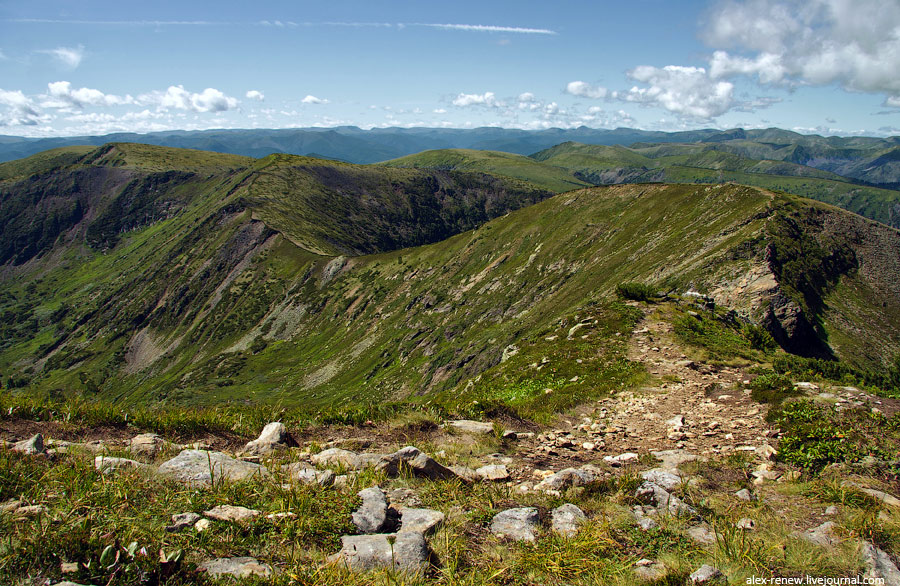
top-left (141, 85), bottom-right (239, 112)
top-left (703, 0), bottom-right (900, 105)
top-left (419, 24), bottom-right (555, 35)
top-left (301, 94), bottom-right (328, 104)
top-left (452, 92), bottom-right (502, 107)
top-left (622, 65), bottom-right (734, 119)
top-left (566, 81), bottom-right (609, 99)
top-left (432, 108), bottom-right (447, 114)
top-left (41, 45), bottom-right (85, 68)
top-left (43, 81), bottom-right (135, 109)
top-left (245, 90), bottom-right (265, 101)
top-left (0, 89), bottom-right (49, 126)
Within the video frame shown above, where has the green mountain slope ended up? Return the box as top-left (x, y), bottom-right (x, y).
top-left (2, 144), bottom-right (899, 411)
top-left (380, 148), bottom-right (591, 193)
top-left (531, 142), bottom-right (900, 228)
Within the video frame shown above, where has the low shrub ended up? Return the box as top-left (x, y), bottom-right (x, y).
top-left (615, 282), bottom-right (658, 302)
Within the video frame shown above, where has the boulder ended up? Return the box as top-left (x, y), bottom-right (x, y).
top-left (311, 448), bottom-right (360, 468)
top-left (476, 464), bottom-right (510, 482)
top-left (197, 557), bottom-right (272, 578)
top-left (686, 524), bottom-right (716, 545)
top-left (491, 507), bottom-right (540, 542)
top-left (689, 565), bottom-right (725, 584)
top-left (534, 465), bottom-right (601, 494)
top-left (129, 433), bottom-right (169, 457)
top-left (635, 482), bottom-right (696, 517)
top-left (242, 422), bottom-right (293, 456)
top-left (735, 488), bottom-right (753, 502)
top-left (861, 540), bottom-right (900, 586)
top-left (651, 449), bottom-right (699, 470)
top-left (204, 505), bottom-right (261, 523)
top-left (448, 420), bottom-right (495, 434)
top-left (166, 512), bottom-right (201, 533)
top-left (94, 456), bottom-right (147, 475)
top-left (377, 446), bottom-right (457, 480)
top-left (799, 521), bottom-right (840, 547)
top-left (337, 533), bottom-right (430, 574)
top-left (352, 487), bottom-right (393, 534)
top-left (13, 434), bottom-right (44, 455)
top-left (282, 463), bottom-right (335, 486)
top-left (551, 504), bottom-right (586, 538)
top-left (398, 507), bottom-right (444, 535)
top-left (640, 468), bottom-right (682, 491)
top-left (157, 450), bottom-right (268, 486)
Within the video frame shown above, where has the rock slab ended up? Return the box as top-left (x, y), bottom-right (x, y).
top-left (198, 557), bottom-right (272, 578)
top-left (551, 504), bottom-right (586, 538)
top-left (398, 507), bottom-right (444, 535)
top-left (157, 449), bottom-right (268, 486)
top-left (353, 487), bottom-right (391, 534)
top-left (338, 533), bottom-right (430, 574)
top-left (491, 507), bottom-right (540, 542)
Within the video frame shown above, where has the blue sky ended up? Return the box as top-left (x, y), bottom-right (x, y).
top-left (1, 0), bottom-right (899, 137)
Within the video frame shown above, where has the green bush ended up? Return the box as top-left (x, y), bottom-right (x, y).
top-left (749, 372), bottom-right (798, 404)
top-left (742, 323), bottom-right (777, 352)
top-left (615, 282), bottom-right (658, 302)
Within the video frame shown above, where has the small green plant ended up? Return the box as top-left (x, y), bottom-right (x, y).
top-left (749, 372), bottom-right (798, 404)
top-left (742, 323), bottom-right (777, 352)
top-left (615, 282), bottom-right (658, 302)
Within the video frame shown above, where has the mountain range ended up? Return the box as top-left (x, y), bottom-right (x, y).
top-left (1, 141), bottom-right (898, 410)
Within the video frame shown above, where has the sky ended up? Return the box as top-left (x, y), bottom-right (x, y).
top-left (1, 0), bottom-right (899, 138)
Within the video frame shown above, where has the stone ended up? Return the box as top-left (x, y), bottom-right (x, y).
top-left (825, 505), bottom-right (838, 516)
top-left (535, 465), bottom-right (601, 494)
top-left (858, 487), bottom-right (900, 509)
top-left (736, 518), bottom-right (755, 531)
top-left (194, 518), bottom-right (212, 532)
top-left (799, 521), bottom-right (840, 547)
top-left (204, 505), bottom-right (261, 523)
top-left (651, 449), bottom-right (698, 470)
top-left (337, 533), bottom-right (430, 574)
top-left (282, 463), bottom-right (335, 486)
top-left (448, 420), bottom-right (495, 434)
top-left (641, 468), bottom-right (682, 491)
top-left (398, 507), bottom-right (444, 535)
top-left (757, 444), bottom-right (777, 461)
top-left (11, 504), bottom-right (46, 518)
top-left (129, 433), bottom-right (168, 457)
top-left (634, 563), bottom-right (667, 581)
top-left (242, 422), bottom-right (292, 456)
top-left (13, 434), bottom-right (44, 455)
top-left (51, 582), bottom-right (92, 586)
top-left (636, 516), bottom-right (659, 531)
top-left (377, 446), bottom-right (457, 480)
top-left (687, 524), bottom-right (716, 545)
top-left (860, 540), bottom-right (900, 586)
top-left (166, 512), bottom-right (201, 533)
top-left (491, 507), bottom-right (540, 542)
top-left (689, 564), bottom-right (725, 584)
top-left (603, 452), bottom-right (638, 466)
top-left (197, 557), bottom-right (272, 578)
top-left (449, 466), bottom-right (481, 484)
top-left (735, 489), bottom-right (753, 502)
top-left (388, 488), bottom-right (422, 508)
top-left (476, 464), bottom-right (510, 482)
top-left (94, 456), bottom-right (147, 475)
top-left (551, 504), bottom-right (586, 538)
top-left (157, 450), bottom-right (268, 486)
top-left (311, 448), bottom-right (360, 468)
top-left (635, 482), bottom-right (696, 516)
top-left (794, 382), bottom-right (819, 391)
top-left (353, 487), bottom-right (392, 534)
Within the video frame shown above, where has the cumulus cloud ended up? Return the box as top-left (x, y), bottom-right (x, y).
top-left (702, 0), bottom-right (900, 105)
top-left (141, 85), bottom-right (239, 112)
top-left (0, 89), bottom-right (48, 126)
top-left (566, 81), bottom-right (609, 99)
top-left (452, 92), bottom-right (502, 107)
top-left (301, 94), bottom-right (328, 104)
top-left (41, 45), bottom-right (85, 68)
top-left (622, 65), bottom-right (734, 119)
top-left (245, 90), bottom-right (265, 101)
top-left (43, 81), bottom-right (135, 109)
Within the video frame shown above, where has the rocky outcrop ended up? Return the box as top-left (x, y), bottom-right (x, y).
top-left (491, 508), bottom-right (540, 542)
top-left (336, 533), bottom-right (431, 574)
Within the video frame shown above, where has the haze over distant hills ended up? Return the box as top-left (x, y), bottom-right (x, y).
top-left (3, 126), bottom-right (899, 182)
